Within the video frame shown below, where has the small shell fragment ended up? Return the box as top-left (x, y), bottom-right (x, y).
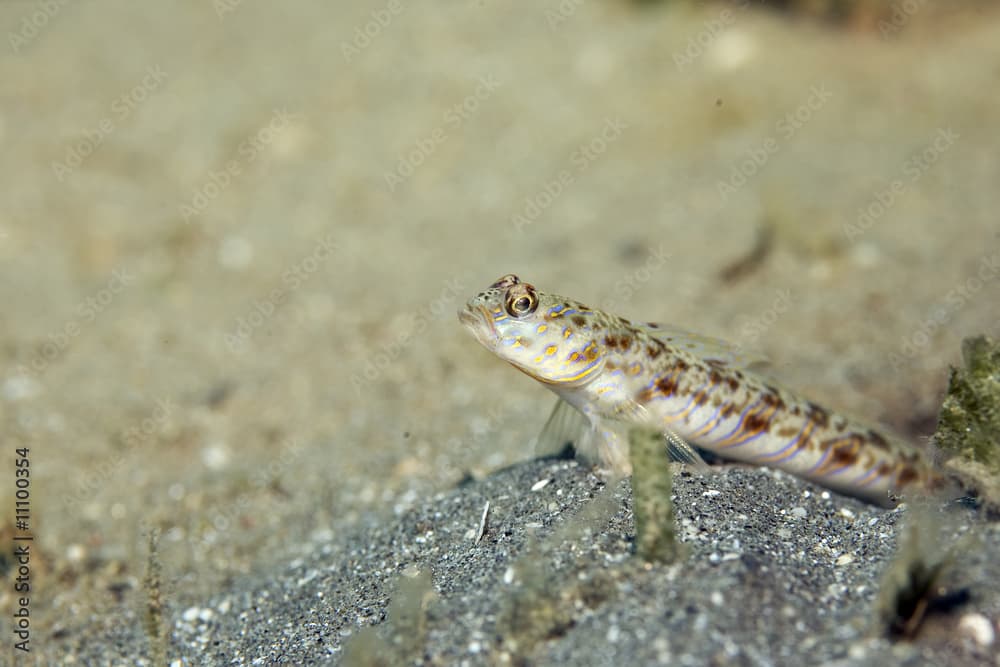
top-left (957, 613), bottom-right (995, 647)
top-left (531, 478), bottom-right (551, 492)
top-left (475, 501), bottom-right (490, 544)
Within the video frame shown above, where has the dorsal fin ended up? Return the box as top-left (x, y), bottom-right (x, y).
top-left (634, 322), bottom-right (769, 369)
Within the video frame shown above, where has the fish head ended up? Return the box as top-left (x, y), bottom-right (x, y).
top-left (459, 274), bottom-right (606, 386)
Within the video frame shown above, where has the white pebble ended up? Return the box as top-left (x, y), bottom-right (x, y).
top-left (835, 554), bottom-right (854, 566)
top-left (503, 567), bottom-right (515, 584)
top-left (201, 443), bottom-right (230, 469)
top-left (531, 478), bottom-right (551, 492)
top-left (66, 544), bottom-right (86, 563)
top-left (181, 606), bottom-right (201, 623)
top-left (957, 613), bottom-right (995, 646)
top-left (838, 508), bottom-right (855, 520)
top-left (790, 507), bottom-right (808, 519)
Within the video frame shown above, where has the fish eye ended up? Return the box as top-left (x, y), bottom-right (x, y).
top-left (505, 286), bottom-right (538, 317)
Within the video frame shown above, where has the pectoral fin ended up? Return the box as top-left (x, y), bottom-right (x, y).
top-left (535, 398), bottom-right (589, 459)
top-left (534, 397), bottom-right (707, 475)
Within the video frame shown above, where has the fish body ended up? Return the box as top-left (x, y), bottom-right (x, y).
top-left (459, 274), bottom-right (945, 507)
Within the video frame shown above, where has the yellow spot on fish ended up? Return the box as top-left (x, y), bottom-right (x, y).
top-left (536, 323), bottom-right (549, 334)
top-left (563, 328), bottom-right (572, 339)
top-left (512, 337), bottom-right (523, 348)
top-left (569, 351), bottom-right (580, 362)
top-left (628, 361), bottom-right (642, 376)
top-left (545, 344), bottom-right (558, 356)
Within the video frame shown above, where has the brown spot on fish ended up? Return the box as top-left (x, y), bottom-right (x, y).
top-left (867, 429), bottom-right (890, 451)
top-left (572, 315), bottom-right (586, 327)
top-left (806, 402), bottom-right (830, 428)
top-left (776, 425), bottom-right (799, 438)
top-left (655, 375), bottom-right (678, 397)
top-left (831, 442), bottom-right (859, 466)
top-left (761, 390), bottom-right (785, 410)
top-left (646, 344), bottom-right (663, 359)
top-left (693, 390), bottom-right (709, 406)
top-left (790, 405), bottom-right (801, 416)
top-left (743, 410), bottom-right (773, 434)
top-left (897, 466), bottom-right (919, 487)
top-left (726, 377), bottom-right (740, 391)
top-left (720, 403), bottom-right (735, 419)
top-left (708, 370), bottom-right (723, 387)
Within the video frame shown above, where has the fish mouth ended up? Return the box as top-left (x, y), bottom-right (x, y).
top-left (458, 304), bottom-right (498, 348)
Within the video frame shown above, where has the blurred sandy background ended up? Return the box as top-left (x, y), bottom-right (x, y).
top-left (1, 0), bottom-right (999, 660)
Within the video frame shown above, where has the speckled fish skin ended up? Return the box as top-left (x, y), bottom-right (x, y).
top-left (459, 274), bottom-right (945, 507)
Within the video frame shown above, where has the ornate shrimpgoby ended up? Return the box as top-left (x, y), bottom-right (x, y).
top-left (458, 274), bottom-right (946, 507)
